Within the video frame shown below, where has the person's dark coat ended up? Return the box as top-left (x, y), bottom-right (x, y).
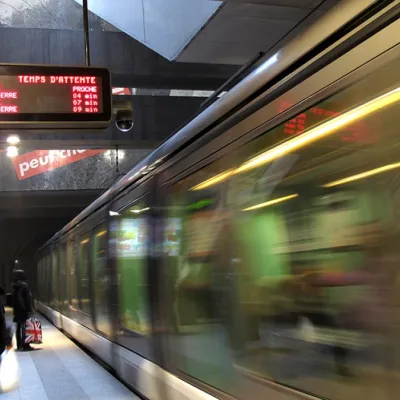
top-left (12, 280), bottom-right (32, 323)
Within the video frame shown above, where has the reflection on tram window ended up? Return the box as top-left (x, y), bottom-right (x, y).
top-left (111, 204), bottom-right (150, 336)
top-left (51, 250), bottom-right (58, 310)
top-left (165, 58), bottom-right (400, 400)
top-left (43, 254), bottom-right (51, 306)
top-left (93, 225), bottom-right (111, 335)
top-left (165, 187), bottom-right (237, 392)
top-left (46, 254), bottom-right (52, 306)
top-left (79, 236), bottom-right (92, 315)
top-left (68, 240), bottom-right (79, 310)
top-left (37, 260), bottom-right (42, 302)
top-left (163, 218), bottom-right (181, 256)
top-left (39, 258), bottom-right (46, 304)
top-left (59, 243), bottom-right (67, 310)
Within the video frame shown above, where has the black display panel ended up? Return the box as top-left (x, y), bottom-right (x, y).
top-left (0, 64), bottom-right (112, 129)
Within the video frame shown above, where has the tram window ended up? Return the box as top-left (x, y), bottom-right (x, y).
top-left (38, 257), bottom-right (44, 303)
top-left (164, 162), bottom-right (234, 393)
top-left (68, 240), bottom-right (79, 310)
top-left (79, 236), bottom-right (92, 315)
top-left (112, 203), bottom-right (150, 336)
top-left (43, 258), bottom-right (48, 303)
top-left (42, 256), bottom-right (47, 305)
top-left (59, 243), bottom-right (67, 312)
top-left (37, 260), bottom-right (42, 302)
top-left (93, 225), bottom-right (111, 335)
top-left (165, 57), bottom-right (400, 399)
top-left (46, 254), bottom-right (52, 307)
top-left (51, 249), bottom-right (59, 310)
top-left (40, 257), bottom-right (44, 304)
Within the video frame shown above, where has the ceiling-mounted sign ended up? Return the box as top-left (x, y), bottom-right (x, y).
top-left (0, 64), bottom-right (112, 128)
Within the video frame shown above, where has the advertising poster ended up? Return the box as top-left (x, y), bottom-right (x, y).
top-left (113, 218), bottom-right (149, 258)
top-left (0, 148), bottom-right (151, 190)
top-left (12, 149), bottom-right (105, 180)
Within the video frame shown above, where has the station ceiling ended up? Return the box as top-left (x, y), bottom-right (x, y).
top-left (72, 0), bottom-right (340, 65)
top-left (0, 0), bottom-right (340, 66)
top-left (177, 0), bottom-right (341, 65)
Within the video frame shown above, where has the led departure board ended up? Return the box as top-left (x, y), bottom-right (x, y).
top-left (0, 65), bottom-right (112, 128)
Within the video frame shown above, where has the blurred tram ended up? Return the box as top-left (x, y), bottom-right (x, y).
top-left (37, 1), bottom-right (400, 399)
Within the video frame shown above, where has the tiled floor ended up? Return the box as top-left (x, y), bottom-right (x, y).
top-left (1, 315), bottom-right (138, 400)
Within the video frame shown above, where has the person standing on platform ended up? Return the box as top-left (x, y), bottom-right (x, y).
top-left (11, 270), bottom-right (33, 351)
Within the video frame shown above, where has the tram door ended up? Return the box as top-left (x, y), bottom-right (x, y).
top-left (92, 221), bottom-right (112, 336)
top-left (109, 177), bottom-right (164, 400)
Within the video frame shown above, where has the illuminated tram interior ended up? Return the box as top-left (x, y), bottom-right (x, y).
top-left (159, 59), bottom-right (400, 399)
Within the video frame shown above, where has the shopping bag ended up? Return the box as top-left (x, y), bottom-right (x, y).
top-left (25, 318), bottom-right (42, 345)
top-left (0, 350), bottom-right (20, 392)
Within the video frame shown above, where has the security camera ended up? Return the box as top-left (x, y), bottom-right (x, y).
top-left (113, 99), bottom-right (134, 132)
top-left (115, 109), bottom-right (134, 132)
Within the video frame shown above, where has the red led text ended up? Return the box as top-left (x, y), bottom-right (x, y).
top-left (51, 76), bottom-right (97, 84)
top-left (72, 86), bottom-right (100, 113)
top-left (72, 86), bottom-right (98, 93)
top-left (0, 87), bottom-right (18, 113)
top-left (18, 75), bottom-right (46, 83)
top-left (0, 105), bottom-right (18, 113)
top-left (0, 91), bottom-right (17, 99)
top-left (17, 75), bottom-right (97, 84)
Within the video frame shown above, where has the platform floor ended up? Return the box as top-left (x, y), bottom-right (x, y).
top-left (2, 314), bottom-right (138, 400)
